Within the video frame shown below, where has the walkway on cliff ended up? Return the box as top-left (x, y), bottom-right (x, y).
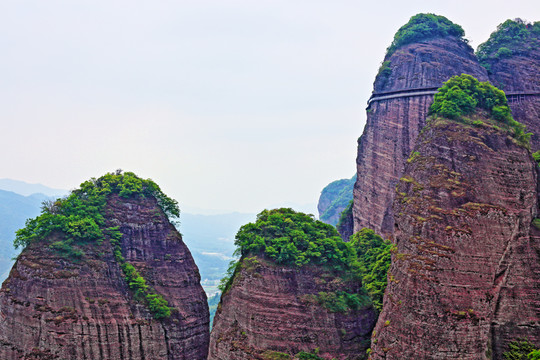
top-left (366, 87), bottom-right (540, 108)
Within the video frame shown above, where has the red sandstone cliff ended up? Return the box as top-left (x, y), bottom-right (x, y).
top-left (369, 116), bottom-right (540, 359)
top-left (208, 256), bottom-right (377, 360)
top-left (353, 37), bottom-right (488, 237)
top-left (0, 194), bottom-right (209, 360)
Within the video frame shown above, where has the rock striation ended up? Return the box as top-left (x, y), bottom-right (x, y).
top-left (209, 256), bottom-right (377, 360)
top-left (353, 31), bottom-right (488, 237)
top-left (0, 184), bottom-right (209, 359)
top-left (369, 115), bottom-right (540, 359)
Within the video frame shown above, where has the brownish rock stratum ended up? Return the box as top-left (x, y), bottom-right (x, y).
top-left (353, 37), bottom-right (488, 237)
top-left (0, 194), bottom-right (209, 359)
top-left (370, 116), bottom-right (540, 359)
top-left (208, 256), bottom-right (377, 360)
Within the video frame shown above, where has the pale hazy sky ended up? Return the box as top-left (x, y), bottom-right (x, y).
top-left (1, 0), bottom-right (539, 214)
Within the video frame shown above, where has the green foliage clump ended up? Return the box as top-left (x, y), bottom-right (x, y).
top-left (315, 291), bottom-right (371, 313)
top-left (387, 13), bottom-right (466, 56)
top-left (336, 200), bottom-right (353, 231)
top-left (295, 351), bottom-right (324, 360)
top-left (14, 171), bottom-right (177, 320)
top-left (429, 74), bottom-right (530, 146)
top-left (234, 208), bottom-right (359, 272)
top-left (349, 228), bottom-right (392, 311)
top-left (261, 351), bottom-right (291, 360)
top-left (532, 151), bottom-right (540, 166)
top-left (477, 19), bottom-right (540, 67)
top-left (503, 339), bottom-right (539, 359)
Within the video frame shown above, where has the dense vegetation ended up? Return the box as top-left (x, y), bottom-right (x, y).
top-left (14, 171), bottom-right (179, 319)
top-left (349, 229), bottom-right (393, 311)
top-left (318, 175), bottom-right (356, 226)
top-left (429, 74), bottom-right (530, 146)
top-left (220, 208), bottom-right (391, 312)
top-left (503, 339), bottom-right (540, 359)
top-left (386, 13), bottom-right (466, 56)
top-left (477, 19), bottom-right (540, 69)
top-left (233, 208), bottom-right (359, 271)
top-left (336, 200), bottom-right (353, 232)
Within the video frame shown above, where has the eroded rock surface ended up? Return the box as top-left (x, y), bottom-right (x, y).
top-left (370, 117), bottom-right (540, 359)
top-left (209, 257), bottom-right (376, 360)
top-left (0, 194), bottom-right (209, 360)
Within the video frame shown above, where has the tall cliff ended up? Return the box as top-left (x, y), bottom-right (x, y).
top-left (478, 19), bottom-right (540, 150)
top-left (208, 209), bottom-right (377, 360)
top-left (0, 172), bottom-right (209, 360)
top-left (353, 14), bottom-right (488, 237)
top-left (370, 76), bottom-right (540, 359)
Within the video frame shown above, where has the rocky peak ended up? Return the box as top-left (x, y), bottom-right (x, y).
top-left (478, 19), bottom-right (540, 151)
top-left (0, 172), bottom-right (209, 359)
top-left (370, 76), bottom-right (540, 359)
top-left (353, 14), bottom-right (488, 237)
top-left (208, 208), bottom-right (377, 360)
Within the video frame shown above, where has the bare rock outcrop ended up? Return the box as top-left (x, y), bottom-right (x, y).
top-left (353, 35), bottom-right (488, 237)
top-left (0, 191), bottom-right (209, 359)
top-left (209, 256), bottom-right (376, 360)
top-left (369, 116), bottom-right (540, 359)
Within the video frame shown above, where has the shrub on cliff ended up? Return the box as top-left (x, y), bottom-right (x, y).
top-left (477, 19), bottom-right (540, 67)
top-left (429, 74), bottom-right (530, 145)
top-left (349, 228), bottom-right (392, 311)
top-left (386, 13), bottom-right (466, 56)
top-left (233, 208), bottom-right (359, 272)
top-left (503, 339), bottom-right (539, 359)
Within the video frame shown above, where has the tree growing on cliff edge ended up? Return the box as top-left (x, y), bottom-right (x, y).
top-left (428, 74), bottom-right (531, 146)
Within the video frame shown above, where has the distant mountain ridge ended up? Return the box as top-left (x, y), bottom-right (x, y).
top-left (0, 190), bottom-right (49, 282)
top-left (0, 178), bottom-right (67, 197)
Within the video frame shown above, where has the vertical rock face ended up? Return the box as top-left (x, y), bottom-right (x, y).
top-left (0, 194), bottom-right (209, 359)
top-left (353, 37), bottom-right (488, 237)
top-left (370, 117), bottom-right (540, 359)
top-left (208, 256), bottom-right (377, 360)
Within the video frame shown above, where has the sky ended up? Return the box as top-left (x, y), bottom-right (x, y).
top-left (1, 0), bottom-right (539, 215)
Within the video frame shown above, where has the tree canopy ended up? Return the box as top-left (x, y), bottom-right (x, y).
top-left (234, 208), bottom-right (358, 272)
top-left (428, 74), bottom-right (529, 145)
top-left (477, 19), bottom-right (540, 67)
top-left (349, 228), bottom-right (393, 311)
top-left (386, 13), bottom-right (466, 56)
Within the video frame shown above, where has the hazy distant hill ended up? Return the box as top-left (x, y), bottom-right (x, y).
top-left (0, 190), bottom-right (48, 281)
top-left (317, 175), bottom-right (356, 225)
top-left (0, 179), bottom-right (67, 197)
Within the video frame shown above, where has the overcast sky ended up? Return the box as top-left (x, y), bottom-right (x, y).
top-left (1, 0), bottom-right (538, 214)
